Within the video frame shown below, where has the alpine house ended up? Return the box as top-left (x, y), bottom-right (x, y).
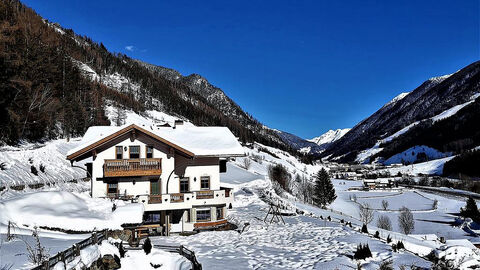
top-left (66, 121), bottom-right (244, 234)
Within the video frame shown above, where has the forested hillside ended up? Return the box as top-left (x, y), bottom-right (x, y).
top-left (0, 0), bottom-right (289, 152)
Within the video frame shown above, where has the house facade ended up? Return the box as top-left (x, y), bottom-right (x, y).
top-left (67, 123), bottom-right (244, 233)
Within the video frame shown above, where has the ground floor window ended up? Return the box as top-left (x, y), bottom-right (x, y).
top-left (216, 207), bottom-right (223, 220)
top-left (196, 209), bottom-right (211, 222)
top-left (144, 212), bottom-right (161, 224)
top-left (107, 182), bottom-right (118, 196)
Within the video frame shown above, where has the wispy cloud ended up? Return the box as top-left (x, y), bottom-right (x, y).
top-left (125, 45), bottom-right (135, 52)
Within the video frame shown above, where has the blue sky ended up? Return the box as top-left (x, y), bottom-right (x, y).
top-left (24, 0), bottom-right (479, 139)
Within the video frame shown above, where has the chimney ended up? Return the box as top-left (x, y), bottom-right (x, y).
top-left (173, 120), bottom-right (184, 129)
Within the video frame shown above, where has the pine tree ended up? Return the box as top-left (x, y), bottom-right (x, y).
top-left (460, 196), bottom-right (480, 222)
top-left (313, 168), bottom-right (336, 208)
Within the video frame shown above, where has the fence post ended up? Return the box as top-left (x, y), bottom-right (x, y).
top-left (75, 244), bottom-right (80, 256)
top-left (93, 232), bottom-right (98, 244)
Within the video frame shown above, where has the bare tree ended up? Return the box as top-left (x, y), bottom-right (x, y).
top-left (242, 157), bottom-right (252, 170)
top-left (113, 105), bottom-right (127, 126)
top-left (297, 175), bottom-right (313, 203)
top-left (382, 200), bottom-right (389, 211)
top-left (398, 207), bottom-right (415, 234)
top-left (358, 203), bottom-right (374, 225)
top-left (377, 215), bottom-right (392, 231)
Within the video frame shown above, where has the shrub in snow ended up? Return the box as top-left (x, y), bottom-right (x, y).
top-left (340, 219), bottom-right (344, 224)
top-left (352, 194), bottom-right (357, 202)
top-left (460, 196), bottom-right (480, 222)
top-left (353, 244), bottom-right (372, 260)
top-left (374, 231), bottom-right (380, 239)
top-left (39, 164), bottom-right (46, 173)
top-left (379, 260), bottom-right (393, 270)
top-left (393, 241), bottom-right (405, 252)
top-left (377, 215), bottom-right (392, 231)
top-left (382, 200), bottom-right (389, 210)
top-left (386, 234), bottom-right (392, 243)
top-left (327, 216), bottom-right (331, 221)
top-left (30, 165), bottom-right (38, 176)
top-left (143, 238), bottom-right (152, 255)
top-left (21, 226), bottom-right (49, 264)
top-left (361, 224), bottom-right (368, 234)
top-left (242, 158), bottom-right (252, 170)
top-left (432, 199), bottom-right (438, 209)
top-left (268, 164), bottom-right (291, 194)
top-left (358, 203), bottom-right (374, 225)
top-left (398, 207), bottom-right (414, 234)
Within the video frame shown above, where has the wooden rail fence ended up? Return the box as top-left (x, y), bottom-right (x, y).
top-left (31, 230), bottom-right (107, 270)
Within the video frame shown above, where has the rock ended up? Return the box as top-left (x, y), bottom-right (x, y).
top-left (102, 254), bottom-right (121, 270)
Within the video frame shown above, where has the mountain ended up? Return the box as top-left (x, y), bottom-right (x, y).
top-left (272, 130), bottom-right (325, 155)
top-left (322, 61), bottom-right (480, 168)
top-left (308, 129), bottom-right (350, 147)
top-left (0, 0), bottom-right (291, 154)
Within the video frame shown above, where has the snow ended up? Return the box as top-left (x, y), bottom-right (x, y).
top-left (308, 128), bottom-right (350, 146)
top-left (0, 139), bottom-right (86, 187)
top-left (383, 92), bottom-right (410, 107)
top-left (380, 156), bottom-right (455, 176)
top-left (119, 249), bottom-right (191, 270)
top-left (0, 191), bottom-right (144, 231)
top-left (383, 145), bottom-right (450, 165)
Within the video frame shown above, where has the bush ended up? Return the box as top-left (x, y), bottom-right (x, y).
top-left (396, 240), bottom-right (405, 250)
top-left (268, 164), bottom-right (291, 193)
top-left (361, 224), bottom-right (368, 233)
top-left (374, 231), bottom-right (380, 238)
top-left (379, 260), bottom-right (393, 270)
top-left (386, 234), bottom-right (392, 243)
top-left (143, 238), bottom-right (152, 255)
top-left (353, 244), bottom-right (372, 260)
top-left (30, 165), bottom-right (38, 176)
top-left (398, 207), bottom-right (414, 234)
top-left (39, 164), bottom-right (46, 173)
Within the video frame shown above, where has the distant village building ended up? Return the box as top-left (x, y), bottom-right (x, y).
top-left (363, 179), bottom-right (395, 190)
top-left (67, 123), bottom-right (244, 234)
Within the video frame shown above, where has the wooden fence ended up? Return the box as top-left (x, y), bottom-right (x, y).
top-left (31, 230), bottom-right (107, 270)
top-left (154, 244), bottom-right (202, 270)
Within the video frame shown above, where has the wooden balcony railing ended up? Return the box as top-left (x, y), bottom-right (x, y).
top-left (170, 193), bottom-right (184, 203)
top-left (104, 158), bottom-right (161, 177)
top-left (148, 195), bottom-right (162, 204)
top-left (195, 190), bottom-right (214, 199)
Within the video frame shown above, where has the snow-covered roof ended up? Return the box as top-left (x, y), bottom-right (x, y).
top-left (67, 124), bottom-right (245, 160)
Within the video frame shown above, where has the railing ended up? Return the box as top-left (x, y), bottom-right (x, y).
top-left (104, 158), bottom-right (162, 177)
top-left (170, 193), bottom-right (184, 203)
top-left (153, 245), bottom-right (202, 270)
top-left (31, 230), bottom-right (108, 270)
top-left (148, 194), bottom-right (162, 204)
top-left (195, 190), bottom-right (214, 199)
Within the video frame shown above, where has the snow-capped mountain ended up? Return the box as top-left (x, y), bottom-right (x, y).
top-left (322, 62), bottom-right (480, 165)
top-left (308, 129), bottom-right (350, 147)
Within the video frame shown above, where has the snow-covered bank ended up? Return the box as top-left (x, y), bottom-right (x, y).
top-left (0, 191), bottom-right (143, 231)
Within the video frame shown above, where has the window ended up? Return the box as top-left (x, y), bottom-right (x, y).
top-left (115, 146), bottom-right (123, 159)
top-left (180, 177), bottom-right (189, 193)
top-left (196, 209), bottom-right (211, 222)
top-left (107, 182), bottom-right (118, 196)
top-left (146, 145), bottom-right (154, 158)
top-left (200, 176), bottom-right (210, 190)
top-left (216, 207), bottom-right (223, 220)
top-left (144, 212), bottom-right (161, 224)
top-left (129, 146), bottom-right (140, 159)
top-left (219, 160), bottom-right (227, 173)
top-left (150, 180), bottom-right (160, 195)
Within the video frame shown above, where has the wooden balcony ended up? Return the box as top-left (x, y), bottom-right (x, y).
top-left (104, 158), bottom-right (161, 177)
top-left (148, 195), bottom-right (162, 204)
top-left (196, 190), bottom-right (214, 199)
top-left (170, 193), bottom-right (184, 203)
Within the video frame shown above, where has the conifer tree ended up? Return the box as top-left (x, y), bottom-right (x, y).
top-left (313, 168), bottom-right (336, 208)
